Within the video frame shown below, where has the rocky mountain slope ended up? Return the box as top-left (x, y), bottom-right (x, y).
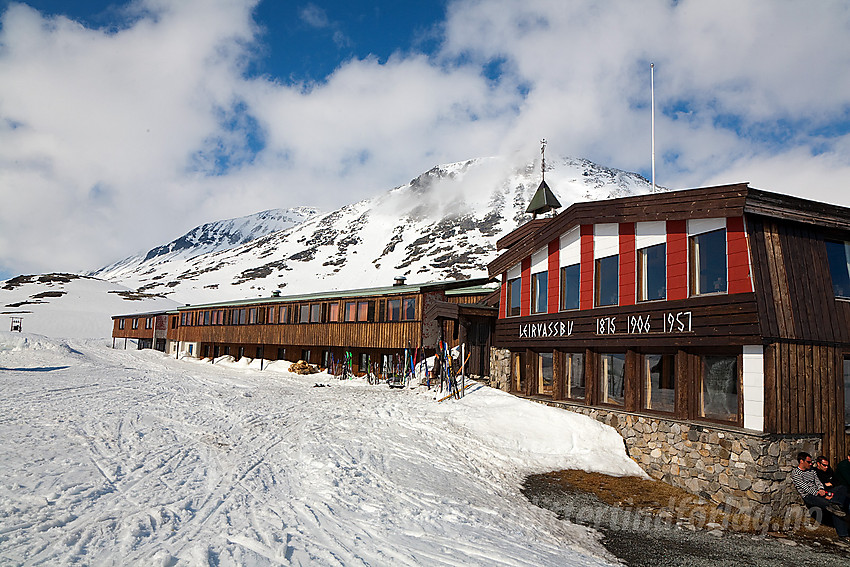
top-left (91, 207), bottom-right (320, 279)
top-left (94, 155), bottom-right (658, 304)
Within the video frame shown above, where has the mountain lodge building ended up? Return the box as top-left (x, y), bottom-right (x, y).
top-left (112, 181), bottom-right (850, 514)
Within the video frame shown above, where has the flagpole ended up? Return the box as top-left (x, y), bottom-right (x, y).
top-left (651, 62), bottom-right (656, 192)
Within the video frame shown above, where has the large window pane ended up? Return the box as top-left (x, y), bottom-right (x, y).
top-left (344, 301), bottom-right (357, 321)
top-left (299, 304), bottom-right (310, 323)
top-left (644, 354), bottom-right (675, 412)
top-left (691, 229), bottom-right (727, 295)
top-left (310, 303), bottom-right (322, 323)
top-left (595, 255), bottom-right (619, 307)
top-left (600, 353), bottom-right (625, 406)
top-left (701, 355), bottom-right (738, 421)
top-left (560, 264), bottom-right (580, 310)
top-left (826, 240), bottom-right (850, 299)
top-left (566, 352), bottom-right (585, 400)
top-left (538, 352), bottom-right (553, 394)
top-left (507, 277), bottom-right (521, 316)
top-left (532, 271), bottom-right (548, 314)
top-left (638, 243), bottom-right (666, 301)
top-left (388, 299), bottom-right (401, 321)
top-left (403, 298), bottom-right (416, 320)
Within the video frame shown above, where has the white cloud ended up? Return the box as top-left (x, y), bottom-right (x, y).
top-left (0, 0), bottom-right (849, 277)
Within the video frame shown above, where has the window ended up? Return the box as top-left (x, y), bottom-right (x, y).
top-left (638, 243), bottom-right (666, 301)
top-left (507, 277), bottom-right (521, 316)
top-left (357, 301), bottom-right (374, 321)
top-left (266, 306), bottom-right (275, 323)
top-left (146, 317), bottom-right (154, 329)
top-left (560, 264), bottom-right (580, 311)
top-left (132, 318), bottom-right (139, 329)
top-left (322, 350), bottom-right (331, 368)
top-left (826, 240), bottom-right (850, 298)
top-left (643, 354), bottom-right (675, 412)
top-left (359, 353), bottom-right (369, 372)
top-left (237, 309), bottom-right (247, 325)
top-left (299, 304), bottom-right (310, 323)
top-left (532, 271), bottom-right (548, 314)
top-left (388, 299), bottom-right (401, 321)
top-left (248, 308), bottom-right (258, 324)
top-left (700, 355), bottom-right (738, 421)
top-left (538, 352), bottom-right (553, 395)
top-left (118, 319), bottom-right (125, 330)
top-left (301, 349), bottom-right (311, 362)
top-left (277, 347), bottom-right (286, 360)
top-left (344, 301), bottom-right (357, 321)
top-left (403, 298), bottom-right (416, 320)
top-left (310, 304), bottom-right (322, 323)
top-left (595, 256), bottom-right (619, 307)
top-left (329, 302), bottom-right (339, 322)
top-left (599, 353), bottom-right (625, 406)
top-left (389, 298), bottom-right (417, 321)
top-left (691, 229), bottom-right (727, 295)
top-left (279, 305), bottom-right (288, 324)
top-left (203, 311), bottom-right (210, 326)
top-left (565, 352), bottom-right (585, 400)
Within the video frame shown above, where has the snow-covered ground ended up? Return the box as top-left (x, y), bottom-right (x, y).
top-left (0, 332), bottom-right (643, 566)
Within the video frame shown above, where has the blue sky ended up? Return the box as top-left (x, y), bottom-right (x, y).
top-left (1, 0), bottom-right (849, 279)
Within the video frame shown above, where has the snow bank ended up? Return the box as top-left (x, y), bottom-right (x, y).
top-left (0, 334), bottom-right (636, 566)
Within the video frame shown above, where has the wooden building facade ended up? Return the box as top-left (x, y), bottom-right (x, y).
top-left (112, 279), bottom-right (497, 377)
top-left (111, 311), bottom-right (169, 351)
top-left (488, 183), bottom-right (850, 511)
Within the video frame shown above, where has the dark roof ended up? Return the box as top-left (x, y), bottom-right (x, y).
top-left (172, 278), bottom-right (494, 311)
top-left (525, 180), bottom-right (562, 216)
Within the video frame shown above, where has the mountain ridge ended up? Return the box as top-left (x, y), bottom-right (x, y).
top-left (92, 155), bottom-right (658, 304)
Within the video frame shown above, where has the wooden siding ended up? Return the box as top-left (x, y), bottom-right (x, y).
top-left (619, 223), bottom-right (636, 306)
top-left (748, 215), bottom-right (850, 344)
top-left (112, 317), bottom-right (157, 339)
top-left (176, 321), bottom-right (421, 350)
top-left (494, 292), bottom-right (760, 350)
top-left (764, 343), bottom-right (845, 461)
top-left (547, 239), bottom-right (560, 314)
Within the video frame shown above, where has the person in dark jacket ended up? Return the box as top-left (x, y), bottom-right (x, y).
top-left (815, 455), bottom-right (838, 488)
top-left (837, 453), bottom-right (850, 489)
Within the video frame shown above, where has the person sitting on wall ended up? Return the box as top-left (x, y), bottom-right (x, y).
top-left (792, 452), bottom-right (849, 539)
top-left (815, 455), bottom-right (838, 489)
top-left (837, 452), bottom-right (850, 489)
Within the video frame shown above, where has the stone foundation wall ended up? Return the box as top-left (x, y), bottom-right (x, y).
top-left (488, 347), bottom-right (511, 392)
top-left (488, 347), bottom-right (822, 516)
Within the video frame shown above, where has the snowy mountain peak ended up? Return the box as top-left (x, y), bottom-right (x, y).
top-left (93, 155), bottom-right (655, 304)
top-left (90, 207), bottom-right (320, 280)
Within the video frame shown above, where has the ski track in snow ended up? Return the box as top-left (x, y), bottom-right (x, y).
top-left (0, 334), bottom-right (634, 566)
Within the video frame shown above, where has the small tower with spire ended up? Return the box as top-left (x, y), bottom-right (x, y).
top-left (525, 139), bottom-right (562, 218)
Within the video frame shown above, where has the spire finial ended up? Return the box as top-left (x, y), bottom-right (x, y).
top-left (540, 138), bottom-right (547, 181)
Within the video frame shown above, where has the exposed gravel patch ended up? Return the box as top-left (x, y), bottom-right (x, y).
top-left (523, 472), bottom-right (850, 567)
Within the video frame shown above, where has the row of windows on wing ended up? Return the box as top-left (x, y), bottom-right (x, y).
top-left (506, 225), bottom-right (729, 316)
top-left (176, 297), bottom-right (418, 327)
top-left (118, 317), bottom-right (154, 330)
top-left (518, 350), bottom-right (739, 423)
